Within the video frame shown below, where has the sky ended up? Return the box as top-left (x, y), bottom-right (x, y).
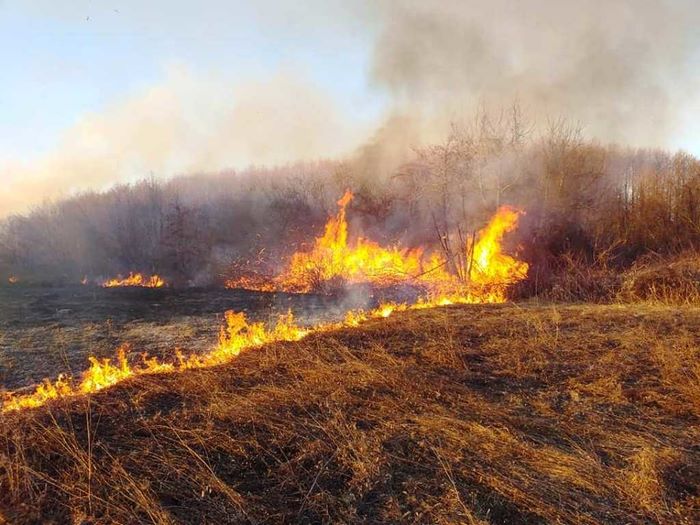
top-left (1, 0), bottom-right (699, 216)
top-left (0, 1), bottom-right (383, 157)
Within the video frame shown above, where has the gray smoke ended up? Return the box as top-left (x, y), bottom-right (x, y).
top-left (367, 0), bottom-right (700, 149)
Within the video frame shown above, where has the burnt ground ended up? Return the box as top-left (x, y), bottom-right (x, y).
top-left (0, 285), bottom-right (369, 392)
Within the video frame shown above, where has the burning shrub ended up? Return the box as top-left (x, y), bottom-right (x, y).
top-left (228, 190), bottom-right (528, 303)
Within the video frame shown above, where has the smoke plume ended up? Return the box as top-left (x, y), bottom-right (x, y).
top-left (0, 67), bottom-right (368, 217)
top-left (367, 0), bottom-right (700, 148)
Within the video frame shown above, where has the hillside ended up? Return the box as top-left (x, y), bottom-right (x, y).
top-left (1, 303), bottom-right (699, 524)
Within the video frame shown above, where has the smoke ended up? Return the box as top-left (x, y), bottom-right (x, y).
top-left (0, 66), bottom-right (369, 217)
top-left (366, 0), bottom-right (700, 149)
top-left (3, 0), bottom-right (699, 217)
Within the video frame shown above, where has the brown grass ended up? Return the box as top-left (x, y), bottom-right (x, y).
top-left (531, 252), bottom-right (700, 305)
top-left (619, 253), bottom-right (700, 304)
top-left (1, 303), bottom-right (699, 524)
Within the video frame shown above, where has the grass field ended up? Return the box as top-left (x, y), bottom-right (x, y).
top-left (1, 302), bottom-right (699, 524)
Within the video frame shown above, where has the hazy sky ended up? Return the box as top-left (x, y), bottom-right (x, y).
top-left (0, 1), bottom-right (382, 159)
top-left (1, 0), bottom-right (699, 216)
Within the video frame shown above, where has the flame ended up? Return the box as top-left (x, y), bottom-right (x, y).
top-left (81, 276), bottom-right (89, 285)
top-left (1, 345), bottom-right (173, 411)
top-left (228, 190), bottom-right (528, 304)
top-left (224, 274), bottom-right (278, 293)
top-left (278, 190), bottom-right (439, 292)
top-left (1, 311), bottom-right (309, 412)
top-left (469, 206), bottom-right (528, 287)
top-left (8, 276), bottom-right (18, 284)
top-left (1, 194), bottom-right (529, 414)
top-left (103, 273), bottom-right (165, 288)
top-left (1, 260), bottom-right (524, 414)
top-left (4, 277), bottom-right (529, 413)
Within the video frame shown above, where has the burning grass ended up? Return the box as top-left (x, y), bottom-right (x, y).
top-left (1, 298), bottom-right (499, 413)
top-left (1, 303), bottom-right (698, 523)
top-left (103, 273), bottom-right (166, 288)
top-left (1, 193), bottom-right (530, 413)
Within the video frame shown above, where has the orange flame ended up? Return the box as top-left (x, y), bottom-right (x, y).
top-left (1, 262), bottom-right (524, 414)
top-left (470, 206), bottom-right (528, 285)
top-left (103, 273), bottom-right (165, 288)
top-left (1, 311), bottom-right (309, 412)
top-left (1, 345), bottom-right (173, 411)
top-left (228, 190), bottom-right (528, 304)
top-left (276, 190), bottom-right (435, 292)
top-left (8, 276), bottom-right (18, 284)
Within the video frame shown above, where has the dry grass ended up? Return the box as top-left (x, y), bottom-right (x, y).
top-left (619, 253), bottom-right (700, 304)
top-left (532, 252), bottom-right (700, 305)
top-left (1, 303), bottom-right (699, 524)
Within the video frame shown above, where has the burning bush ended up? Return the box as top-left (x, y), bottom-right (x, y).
top-left (227, 190), bottom-right (528, 303)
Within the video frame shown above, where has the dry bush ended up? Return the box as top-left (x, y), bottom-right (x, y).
top-left (1, 107), bottom-right (699, 296)
top-left (619, 252), bottom-right (700, 304)
top-left (525, 254), bottom-right (621, 303)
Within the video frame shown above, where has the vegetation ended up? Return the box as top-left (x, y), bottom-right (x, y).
top-left (2, 108), bottom-right (700, 523)
top-left (1, 303), bottom-right (698, 524)
top-left (2, 110), bottom-right (700, 298)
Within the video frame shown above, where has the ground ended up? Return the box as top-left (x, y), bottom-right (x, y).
top-left (0, 286), bottom-right (367, 392)
top-left (1, 299), bottom-right (699, 524)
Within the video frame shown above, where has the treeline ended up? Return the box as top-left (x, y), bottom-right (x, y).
top-left (2, 110), bottom-right (699, 295)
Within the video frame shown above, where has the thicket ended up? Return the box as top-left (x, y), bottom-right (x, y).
top-left (2, 109), bottom-right (699, 299)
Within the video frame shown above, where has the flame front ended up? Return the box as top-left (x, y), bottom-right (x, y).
top-left (276, 190), bottom-right (434, 292)
top-left (103, 273), bottom-right (165, 288)
top-left (228, 190), bottom-right (528, 304)
top-left (2, 345), bottom-right (171, 412)
top-left (2, 311), bottom-right (307, 412)
top-left (469, 206), bottom-right (528, 287)
top-left (2, 193), bottom-right (529, 414)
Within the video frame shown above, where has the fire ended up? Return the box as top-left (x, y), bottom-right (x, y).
top-left (1, 193), bottom-right (529, 414)
top-left (1, 345), bottom-right (172, 411)
top-left (227, 190), bottom-right (437, 293)
top-left (103, 273), bottom-right (165, 288)
top-left (278, 190), bottom-right (438, 292)
top-left (2, 311), bottom-right (309, 413)
top-left (8, 276), bottom-right (18, 284)
top-left (469, 206), bottom-right (528, 287)
top-left (1, 252), bottom-right (524, 414)
top-left (224, 274), bottom-right (278, 293)
top-left (228, 190), bottom-right (528, 304)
